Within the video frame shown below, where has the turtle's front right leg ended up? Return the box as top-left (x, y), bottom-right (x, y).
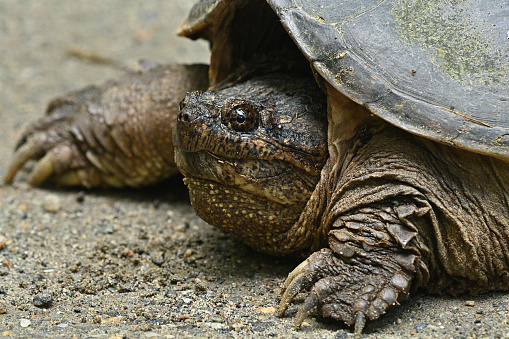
top-left (278, 198), bottom-right (432, 337)
top-left (5, 63), bottom-right (209, 188)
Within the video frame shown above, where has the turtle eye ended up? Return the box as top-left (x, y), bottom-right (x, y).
top-left (223, 103), bottom-right (258, 132)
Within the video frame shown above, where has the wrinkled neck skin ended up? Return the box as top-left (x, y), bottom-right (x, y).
top-left (300, 82), bottom-right (372, 252)
top-left (174, 73), bottom-right (328, 256)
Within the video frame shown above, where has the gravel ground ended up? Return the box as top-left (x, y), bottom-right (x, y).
top-left (1, 1), bottom-right (509, 338)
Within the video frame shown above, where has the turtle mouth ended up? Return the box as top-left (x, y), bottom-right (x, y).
top-left (175, 148), bottom-right (315, 206)
top-left (172, 89), bottom-right (327, 180)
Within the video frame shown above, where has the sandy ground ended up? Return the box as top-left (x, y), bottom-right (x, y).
top-left (1, 1), bottom-right (508, 338)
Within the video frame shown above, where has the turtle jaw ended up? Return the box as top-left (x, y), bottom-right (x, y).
top-left (173, 116), bottom-right (321, 255)
top-left (182, 175), bottom-right (306, 256)
top-left (174, 136), bottom-right (322, 256)
top-left (174, 133), bottom-right (322, 255)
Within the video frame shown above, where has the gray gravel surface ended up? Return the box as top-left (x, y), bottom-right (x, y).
top-left (1, 1), bottom-right (509, 338)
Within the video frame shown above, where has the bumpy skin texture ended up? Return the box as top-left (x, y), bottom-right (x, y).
top-left (5, 64), bottom-right (208, 187)
top-left (6, 59), bottom-right (509, 336)
top-left (172, 70), bottom-right (509, 332)
top-left (174, 73), bottom-right (328, 255)
top-left (279, 122), bottom-right (509, 335)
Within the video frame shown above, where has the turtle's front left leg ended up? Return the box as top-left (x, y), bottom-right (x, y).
top-left (5, 64), bottom-right (208, 188)
top-left (278, 198), bottom-right (431, 336)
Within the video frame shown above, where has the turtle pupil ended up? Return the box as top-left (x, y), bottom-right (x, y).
top-left (224, 104), bottom-right (258, 132)
top-left (236, 114), bottom-right (246, 124)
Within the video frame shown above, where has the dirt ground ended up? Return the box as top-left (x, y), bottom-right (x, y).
top-left (1, 1), bottom-right (508, 338)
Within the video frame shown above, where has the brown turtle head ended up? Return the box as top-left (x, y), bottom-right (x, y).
top-left (173, 73), bottom-right (327, 255)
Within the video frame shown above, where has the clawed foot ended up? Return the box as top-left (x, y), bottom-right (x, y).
top-left (5, 64), bottom-right (209, 188)
top-left (278, 248), bottom-right (412, 337)
top-left (5, 87), bottom-right (106, 187)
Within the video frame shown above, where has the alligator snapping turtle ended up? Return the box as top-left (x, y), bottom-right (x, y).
top-left (4, 0), bottom-right (509, 336)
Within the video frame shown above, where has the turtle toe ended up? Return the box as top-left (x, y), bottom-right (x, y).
top-left (279, 248), bottom-right (413, 335)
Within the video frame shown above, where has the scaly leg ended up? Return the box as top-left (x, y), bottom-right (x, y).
top-left (5, 63), bottom-right (208, 187)
top-left (278, 200), bottom-right (431, 337)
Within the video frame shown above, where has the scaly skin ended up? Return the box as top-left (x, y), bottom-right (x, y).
top-left (5, 63), bottom-right (208, 187)
top-left (174, 73), bottom-right (328, 255)
top-left (278, 122), bottom-right (509, 336)
top-left (174, 75), bottom-right (509, 335)
top-left (6, 64), bottom-right (509, 336)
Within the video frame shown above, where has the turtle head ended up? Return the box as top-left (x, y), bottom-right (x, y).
top-left (173, 74), bottom-right (328, 255)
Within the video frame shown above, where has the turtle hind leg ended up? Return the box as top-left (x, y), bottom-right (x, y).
top-left (5, 63), bottom-right (209, 188)
top-left (278, 199), bottom-right (431, 335)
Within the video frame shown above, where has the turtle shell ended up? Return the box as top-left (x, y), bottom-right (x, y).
top-left (180, 0), bottom-right (509, 159)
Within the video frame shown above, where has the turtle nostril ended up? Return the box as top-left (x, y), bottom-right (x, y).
top-left (179, 112), bottom-right (189, 122)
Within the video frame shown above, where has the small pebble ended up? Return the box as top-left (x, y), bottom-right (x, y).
top-left (415, 322), bottom-right (427, 331)
top-left (138, 323), bottom-right (154, 332)
top-left (101, 224), bottom-right (115, 234)
top-left (174, 223), bottom-right (189, 232)
top-left (0, 301), bottom-right (7, 314)
top-left (194, 278), bottom-right (207, 291)
top-left (256, 306), bottom-right (276, 314)
top-left (70, 273), bottom-right (81, 282)
top-left (103, 316), bottom-right (122, 324)
top-left (183, 249), bottom-right (194, 258)
top-left (33, 292), bottom-right (53, 308)
top-left (208, 322), bottom-right (224, 329)
top-left (20, 319), bottom-right (31, 327)
top-left (76, 191), bottom-right (85, 203)
top-left (210, 315), bottom-right (224, 323)
top-left (335, 331), bottom-right (348, 339)
top-left (150, 251), bottom-right (165, 266)
top-left (43, 194), bottom-right (61, 213)
top-left (117, 283), bottom-right (135, 293)
top-left (232, 323), bottom-right (243, 331)
top-left (465, 300), bottom-right (476, 307)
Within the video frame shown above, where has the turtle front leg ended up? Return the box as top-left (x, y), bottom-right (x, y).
top-left (5, 64), bottom-right (208, 188)
top-left (278, 199), bottom-right (431, 336)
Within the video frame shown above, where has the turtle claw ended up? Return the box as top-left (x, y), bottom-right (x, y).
top-left (293, 292), bottom-right (319, 329)
top-left (5, 134), bottom-right (100, 187)
top-left (277, 258), bottom-right (312, 317)
top-left (284, 257), bottom-right (311, 289)
top-left (4, 142), bottom-right (38, 185)
top-left (5, 130), bottom-right (63, 186)
top-left (354, 312), bottom-right (366, 339)
top-left (278, 248), bottom-right (412, 336)
top-left (26, 151), bottom-right (56, 186)
top-left (3, 92), bottom-right (104, 187)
